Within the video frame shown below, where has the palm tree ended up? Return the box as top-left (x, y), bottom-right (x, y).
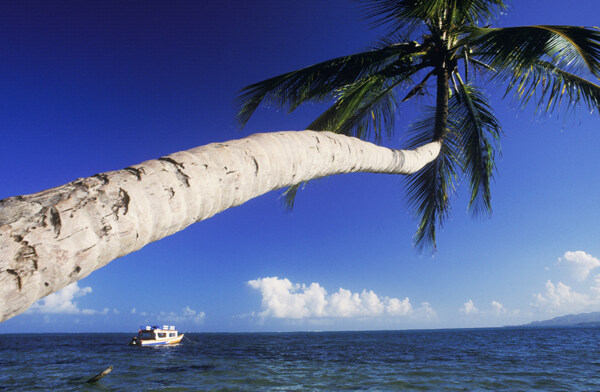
top-left (236, 0), bottom-right (600, 251)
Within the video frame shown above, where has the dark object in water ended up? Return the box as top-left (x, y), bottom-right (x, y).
top-left (86, 365), bottom-right (113, 383)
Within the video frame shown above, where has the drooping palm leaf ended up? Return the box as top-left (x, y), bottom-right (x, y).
top-left (318, 82), bottom-right (400, 142)
top-left (404, 82), bottom-right (500, 249)
top-left (452, 78), bottom-right (501, 216)
top-left (281, 182), bottom-right (303, 211)
top-left (464, 25), bottom-right (600, 77)
top-left (236, 44), bottom-right (420, 127)
top-left (298, 35), bottom-right (430, 140)
top-left (307, 74), bottom-right (407, 141)
top-left (404, 105), bottom-right (462, 251)
top-left (503, 59), bottom-right (600, 114)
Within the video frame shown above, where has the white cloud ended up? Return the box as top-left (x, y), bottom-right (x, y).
top-left (491, 300), bottom-right (506, 315)
top-left (590, 274), bottom-right (600, 297)
top-left (328, 288), bottom-right (389, 317)
top-left (182, 306), bottom-right (206, 323)
top-left (457, 299), bottom-right (519, 320)
top-left (559, 251), bottom-right (600, 281)
top-left (248, 277), bottom-right (419, 319)
top-left (159, 306), bottom-right (206, 324)
top-left (27, 282), bottom-right (99, 315)
top-left (532, 279), bottom-right (598, 314)
top-left (526, 252), bottom-right (600, 316)
top-left (460, 299), bottom-right (478, 315)
top-left (131, 307), bottom-right (148, 316)
top-left (414, 302), bottom-right (437, 320)
top-left (387, 297), bottom-right (412, 316)
top-left (246, 278), bottom-right (325, 318)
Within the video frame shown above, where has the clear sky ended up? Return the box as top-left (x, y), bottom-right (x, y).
top-left (1, 0), bottom-right (600, 333)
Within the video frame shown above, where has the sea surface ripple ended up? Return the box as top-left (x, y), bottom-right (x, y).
top-left (1, 327), bottom-right (599, 391)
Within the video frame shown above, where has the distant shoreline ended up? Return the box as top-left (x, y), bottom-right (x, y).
top-left (504, 311), bottom-right (600, 328)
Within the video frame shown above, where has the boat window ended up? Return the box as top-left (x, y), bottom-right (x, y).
top-left (157, 332), bottom-right (166, 338)
top-left (140, 331), bottom-right (154, 340)
top-left (169, 333), bottom-right (176, 337)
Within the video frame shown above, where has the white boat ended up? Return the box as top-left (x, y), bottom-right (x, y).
top-left (128, 325), bottom-right (184, 346)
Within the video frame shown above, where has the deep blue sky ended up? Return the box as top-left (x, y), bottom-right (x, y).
top-left (1, 0), bottom-right (600, 333)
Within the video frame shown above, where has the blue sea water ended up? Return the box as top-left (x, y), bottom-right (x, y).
top-left (1, 327), bottom-right (599, 391)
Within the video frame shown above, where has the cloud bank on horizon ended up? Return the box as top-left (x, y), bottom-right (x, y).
top-left (247, 276), bottom-right (435, 321)
top-left (16, 250), bottom-right (600, 330)
top-left (27, 282), bottom-right (205, 326)
top-left (532, 251), bottom-right (600, 315)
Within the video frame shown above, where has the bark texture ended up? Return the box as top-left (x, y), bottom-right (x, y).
top-left (0, 130), bottom-right (441, 322)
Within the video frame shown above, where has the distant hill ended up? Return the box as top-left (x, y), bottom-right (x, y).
top-left (513, 311), bottom-right (600, 327)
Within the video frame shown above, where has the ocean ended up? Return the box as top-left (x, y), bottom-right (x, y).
top-left (1, 327), bottom-right (599, 391)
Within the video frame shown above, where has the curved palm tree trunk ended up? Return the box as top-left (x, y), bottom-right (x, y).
top-left (0, 130), bottom-right (441, 322)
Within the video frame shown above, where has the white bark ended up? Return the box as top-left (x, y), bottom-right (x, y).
top-left (0, 130), bottom-right (441, 322)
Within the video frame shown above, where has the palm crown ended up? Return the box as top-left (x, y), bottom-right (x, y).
top-left (236, 0), bottom-right (600, 251)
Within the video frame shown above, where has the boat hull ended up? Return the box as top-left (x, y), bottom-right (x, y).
top-left (134, 334), bottom-right (184, 346)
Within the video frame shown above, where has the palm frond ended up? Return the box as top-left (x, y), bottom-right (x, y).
top-left (373, 32), bottom-right (415, 49)
top-left (404, 105), bottom-right (462, 251)
top-left (452, 77), bottom-right (501, 216)
top-left (469, 58), bottom-right (495, 73)
top-left (307, 65), bottom-right (422, 142)
top-left (281, 182), bottom-right (303, 211)
top-left (503, 59), bottom-right (600, 114)
top-left (402, 69), bottom-right (435, 101)
top-left (283, 74), bottom-right (406, 209)
top-left (311, 78), bottom-right (401, 143)
top-left (404, 82), bottom-right (501, 250)
top-left (357, 0), bottom-right (444, 35)
top-left (358, 0), bottom-right (505, 34)
top-left (464, 25), bottom-right (600, 77)
top-left (449, 0), bottom-right (506, 27)
top-left (236, 45), bottom-right (419, 127)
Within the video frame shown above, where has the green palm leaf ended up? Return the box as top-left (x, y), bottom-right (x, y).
top-left (312, 80), bottom-right (400, 142)
top-left (404, 83), bottom-right (500, 250)
top-left (307, 74), bottom-right (407, 141)
top-left (283, 74), bottom-right (408, 209)
top-left (281, 182), bottom-right (303, 211)
top-left (404, 105), bottom-right (462, 251)
top-left (465, 25), bottom-right (600, 77)
top-left (452, 78), bottom-right (501, 216)
top-left (358, 0), bottom-right (505, 35)
top-left (503, 60), bottom-right (600, 114)
top-left (236, 44), bottom-right (419, 127)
